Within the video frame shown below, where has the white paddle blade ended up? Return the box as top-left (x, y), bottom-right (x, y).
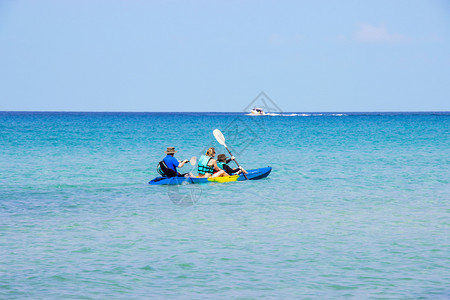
top-left (190, 156), bottom-right (197, 166)
top-left (213, 129), bottom-right (226, 147)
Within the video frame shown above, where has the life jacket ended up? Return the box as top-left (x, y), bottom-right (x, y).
top-left (217, 161), bottom-right (225, 170)
top-left (157, 160), bottom-right (177, 177)
top-left (197, 155), bottom-right (214, 175)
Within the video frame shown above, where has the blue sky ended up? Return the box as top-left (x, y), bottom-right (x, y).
top-left (0, 0), bottom-right (449, 112)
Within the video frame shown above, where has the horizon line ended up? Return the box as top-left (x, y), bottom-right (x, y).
top-left (0, 110), bottom-right (449, 114)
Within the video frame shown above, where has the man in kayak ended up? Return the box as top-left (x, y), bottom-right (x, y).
top-left (216, 154), bottom-right (248, 175)
top-left (158, 147), bottom-right (191, 177)
top-left (197, 147), bottom-right (228, 178)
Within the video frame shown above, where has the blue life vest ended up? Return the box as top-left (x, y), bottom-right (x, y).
top-left (217, 161), bottom-right (225, 170)
top-left (198, 155), bottom-right (214, 175)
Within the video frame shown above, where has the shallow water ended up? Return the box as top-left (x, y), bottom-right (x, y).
top-left (1, 112), bottom-right (449, 299)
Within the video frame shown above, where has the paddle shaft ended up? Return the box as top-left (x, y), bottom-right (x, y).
top-left (224, 146), bottom-right (248, 180)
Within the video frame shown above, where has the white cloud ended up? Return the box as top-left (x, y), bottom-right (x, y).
top-left (355, 23), bottom-right (410, 44)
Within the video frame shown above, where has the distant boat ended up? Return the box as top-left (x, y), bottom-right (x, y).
top-left (250, 107), bottom-right (265, 115)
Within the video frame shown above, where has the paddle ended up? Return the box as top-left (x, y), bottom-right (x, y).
top-left (186, 156), bottom-right (197, 182)
top-left (213, 129), bottom-right (248, 180)
top-left (181, 156), bottom-right (196, 165)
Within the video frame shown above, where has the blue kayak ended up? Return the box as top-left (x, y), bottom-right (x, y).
top-left (149, 167), bottom-right (272, 185)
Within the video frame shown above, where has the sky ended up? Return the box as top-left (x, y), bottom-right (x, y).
top-left (0, 0), bottom-right (449, 112)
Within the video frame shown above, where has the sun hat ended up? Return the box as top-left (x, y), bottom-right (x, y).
top-left (217, 154), bottom-right (228, 162)
top-left (165, 147), bottom-right (177, 154)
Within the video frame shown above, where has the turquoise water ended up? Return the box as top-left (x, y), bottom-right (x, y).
top-left (1, 112), bottom-right (449, 299)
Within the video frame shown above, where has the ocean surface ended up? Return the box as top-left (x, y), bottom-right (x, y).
top-left (0, 111), bottom-right (449, 299)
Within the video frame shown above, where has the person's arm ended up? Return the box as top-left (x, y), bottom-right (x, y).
top-left (223, 164), bottom-right (239, 174)
top-left (210, 159), bottom-right (221, 172)
top-left (226, 156), bottom-right (235, 164)
top-left (228, 157), bottom-right (244, 173)
top-left (176, 158), bottom-right (188, 168)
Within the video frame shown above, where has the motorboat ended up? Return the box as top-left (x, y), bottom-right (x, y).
top-left (250, 107), bottom-right (265, 115)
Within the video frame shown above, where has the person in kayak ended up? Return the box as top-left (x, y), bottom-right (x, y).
top-left (158, 147), bottom-right (191, 177)
top-left (216, 154), bottom-right (248, 175)
top-left (197, 147), bottom-right (228, 178)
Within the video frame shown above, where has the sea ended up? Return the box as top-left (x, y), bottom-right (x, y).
top-left (0, 111), bottom-right (449, 299)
